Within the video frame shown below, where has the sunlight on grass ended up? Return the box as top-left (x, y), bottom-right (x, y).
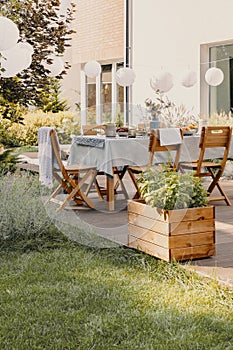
top-left (0, 173), bottom-right (233, 349)
top-left (0, 247), bottom-right (232, 349)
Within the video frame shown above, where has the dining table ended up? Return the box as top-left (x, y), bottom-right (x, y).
top-left (67, 134), bottom-right (233, 211)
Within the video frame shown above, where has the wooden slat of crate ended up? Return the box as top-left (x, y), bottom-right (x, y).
top-left (128, 212), bottom-right (215, 235)
top-left (128, 224), bottom-right (169, 247)
top-left (128, 199), bottom-right (215, 223)
top-left (170, 244), bottom-right (215, 261)
top-left (128, 235), bottom-right (170, 262)
top-left (128, 224), bottom-right (215, 249)
top-left (128, 234), bottom-right (215, 262)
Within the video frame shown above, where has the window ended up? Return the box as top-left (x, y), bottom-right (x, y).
top-left (82, 61), bottom-right (124, 124)
top-left (201, 42), bottom-right (233, 117)
top-left (101, 64), bottom-right (112, 123)
top-left (86, 76), bottom-right (96, 124)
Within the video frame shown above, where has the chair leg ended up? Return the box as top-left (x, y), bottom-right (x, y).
top-left (57, 170), bottom-right (96, 211)
top-left (113, 166), bottom-right (129, 199)
top-left (127, 168), bottom-right (141, 199)
top-left (94, 179), bottom-right (105, 200)
top-left (45, 184), bottom-right (63, 204)
top-left (84, 174), bottom-right (104, 201)
top-left (207, 167), bottom-right (231, 206)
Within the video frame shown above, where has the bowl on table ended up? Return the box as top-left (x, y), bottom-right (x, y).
top-left (182, 127), bottom-right (198, 136)
top-left (117, 127), bottom-right (129, 137)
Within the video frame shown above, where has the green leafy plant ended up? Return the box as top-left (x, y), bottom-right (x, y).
top-left (0, 110), bottom-right (81, 147)
top-left (0, 149), bottom-right (19, 175)
top-left (137, 165), bottom-right (208, 210)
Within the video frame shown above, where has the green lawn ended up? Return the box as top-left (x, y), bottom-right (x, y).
top-left (0, 244), bottom-right (233, 350)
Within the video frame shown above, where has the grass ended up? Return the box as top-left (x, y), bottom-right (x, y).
top-left (0, 173), bottom-right (233, 349)
top-left (0, 245), bottom-right (233, 350)
top-left (14, 145), bottom-right (38, 153)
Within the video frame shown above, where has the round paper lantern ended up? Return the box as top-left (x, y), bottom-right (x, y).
top-left (57, 0), bottom-right (72, 18)
top-left (19, 42), bottom-right (34, 55)
top-left (181, 69), bottom-right (197, 87)
top-left (205, 67), bottom-right (224, 86)
top-left (150, 72), bottom-right (173, 93)
top-left (84, 60), bottom-right (101, 78)
top-left (0, 16), bottom-right (20, 51)
top-left (0, 43), bottom-right (32, 78)
top-left (115, 67), bottom-right (136, 87)
top-left (42, 54), bottom-right (64, 77)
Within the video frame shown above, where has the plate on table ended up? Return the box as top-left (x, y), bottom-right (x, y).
top-left (117, 131), bottom-right (128, 137)
top-left (183, 128), bottom-right (198, 136)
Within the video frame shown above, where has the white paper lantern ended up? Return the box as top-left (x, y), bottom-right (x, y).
top-left (42, 54), bottom-right (64, 77)
top-left (150, 72), bottom-right (173, 93)
top-left (84, 60), bottom-right (101, 78)
top-left (115, 67), bottom-right (136, 87)
top-left (0, 16), bottom-right (20, 51)
top-left (19, 42), bottom-right (34, 55)
top-left (57, 0), bottom-right (72, 18)
top-left (0, 43), bottom-right (32, 78)
top-left (205, 67), bottom-right (224, 86)
top-left (181, 69), bottom-right (197, 87)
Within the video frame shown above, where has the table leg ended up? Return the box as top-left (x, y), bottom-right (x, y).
top-left (106, 174), bottom-right (115, 211)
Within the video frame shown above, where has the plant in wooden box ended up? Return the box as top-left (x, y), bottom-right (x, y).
top-left (128, 166), bottom-right (216, 262)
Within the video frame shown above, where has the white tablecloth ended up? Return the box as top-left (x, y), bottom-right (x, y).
top-left (68, 135), bottom-right (233, 176)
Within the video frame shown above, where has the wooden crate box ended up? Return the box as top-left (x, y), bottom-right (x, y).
top-left (128, 199), bottom-right (215, 262)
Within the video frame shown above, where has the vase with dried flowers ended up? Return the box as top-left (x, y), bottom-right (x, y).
top-left (145, 90), bottom-right (173, 129)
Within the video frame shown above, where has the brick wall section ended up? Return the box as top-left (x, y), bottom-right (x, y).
top-left (71, 0), bottom-right (124, 64)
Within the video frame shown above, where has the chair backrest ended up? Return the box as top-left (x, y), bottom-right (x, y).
top-left (82, 124), bottom-right (106, 135)
top-left (148, 128), bottom-right (183, 169)
top-left (49, 128), bottom-right (69, 181)
top-left (197, 126), bottom-right (232, 173)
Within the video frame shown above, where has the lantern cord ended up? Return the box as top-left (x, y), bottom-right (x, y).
top-left (200, 57), bottom-right (232, 65)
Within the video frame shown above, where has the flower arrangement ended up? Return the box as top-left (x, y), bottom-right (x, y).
top-left (145, 90), bottom-right (199, 128)
top-left (145, 90), bottom-right (173, 121)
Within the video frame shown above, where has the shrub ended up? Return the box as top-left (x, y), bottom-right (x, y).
top-left (0, 110), bottom-right (81, 147)
top-left (137, 166), bottom-right (208, 210)
top-left (0, 174), bottom-right (61, 247)
top-left (0, 150), bottom-right (19, 175)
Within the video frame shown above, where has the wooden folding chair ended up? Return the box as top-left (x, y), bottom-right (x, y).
top-left (180, 126), bottom-right (232, 206)
top-left (82, 124), bottom-right (128, 199)
top-left (45, 128), bottom-right (99, 211)
top-left (127, 128), bottom-right (183, 199)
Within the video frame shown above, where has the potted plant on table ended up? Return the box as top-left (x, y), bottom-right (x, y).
top-left (127, 166), bottom-right (216, 262)
top-left (145, 90), bottom-right (199, 132)
top-left (145, 90), bottom-right (173, 129)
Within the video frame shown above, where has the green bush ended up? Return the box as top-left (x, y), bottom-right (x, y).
top-left (0, 150), bottom-right (19, 175)
top-left (138, 166), bottom-right (208, 210)
top-left (0, 110), bottom-right (81, 147)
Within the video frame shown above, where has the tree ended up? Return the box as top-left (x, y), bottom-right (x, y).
top-left (0, 0), bottom-right (75, 109)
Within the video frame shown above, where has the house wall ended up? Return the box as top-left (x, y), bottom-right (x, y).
top-left (131, 0), bottom-right (233, 122)
top-left (61, 0), bottom-right (124, 110)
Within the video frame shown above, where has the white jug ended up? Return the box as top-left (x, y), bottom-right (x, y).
top-left (105, 124), bottom-right (116, 137)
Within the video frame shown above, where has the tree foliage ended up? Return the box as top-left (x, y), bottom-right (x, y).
top-left (0, 0), bottom-right (75, 109)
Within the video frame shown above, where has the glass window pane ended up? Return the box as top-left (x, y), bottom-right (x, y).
top-left (209, 44), bottom-right (233, 115)
top-left (87, 83), bottom-right (96, 123)
top-left (101, 64), bottom-right (112, 123)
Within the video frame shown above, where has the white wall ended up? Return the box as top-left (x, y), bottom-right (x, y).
top-left (131, 0), bottom-right (233, 121)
